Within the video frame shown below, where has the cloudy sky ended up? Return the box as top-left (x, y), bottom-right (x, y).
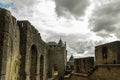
top-left (0, 0), bottom-right (119, 59)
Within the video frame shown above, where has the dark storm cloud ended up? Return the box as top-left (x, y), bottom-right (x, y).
top-left (54, 0), bottom-right (90, 17)
top-left (90, 0), bottom-right (120, 37)
top-left (90, 18), bottom-right (116, 32)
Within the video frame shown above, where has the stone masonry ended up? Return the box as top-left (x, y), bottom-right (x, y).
top-left (47, 40), bottom-right (67, 79)
top-left (0, 8), bottom-right (67, 80)
top-left (64, 41), bottom-right (120, 80)
top-left (95, 41), bottom-right (120, 64)
top-left (74, 57), bottom-right (94, 74)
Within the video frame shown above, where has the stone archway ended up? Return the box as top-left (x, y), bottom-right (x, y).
top-left (40, 55), bottom-right (44, 80)
top-left (30, 45), bottom-right (38, 80)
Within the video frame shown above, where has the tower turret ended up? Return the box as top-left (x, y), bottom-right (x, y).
top-left (58, 38), bottom-right (64, 46)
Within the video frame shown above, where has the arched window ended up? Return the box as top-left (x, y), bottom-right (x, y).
top-left (30, 45), bottom-right (37, 80)
top-left (40, 55), bottom-right (44, 80)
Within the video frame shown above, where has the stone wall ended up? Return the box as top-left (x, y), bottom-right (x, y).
top-left (90, 64), bottom-right (120, 80)
top-left (95, 41), bottom-right (120, 65)
top-left (0, 8), bottom-right (67, 80)
top-left (74, 57), bottom-right (94, 74)
top-left (17, 20), bottom-right (48, 80)
top-left (0, 8), bottom-right (48, 80)
top-left (0, 8), bottom-right (21, 80)
top-left (64, 41), bottom-right (120, 80)
top-left (48, 45), bottom-right (67, 79)
top-left (65, 65), bottom-right (120, 80)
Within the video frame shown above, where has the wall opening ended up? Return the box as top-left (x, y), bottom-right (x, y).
top-left (52, 64), bottom-right (58, 77)
top-left (113, 60), bottom-right (116, 64)
top-left (40, 55), bottom-right (44, 80)
top-left (102, 47), bottom-right (108, 58)
top-left (30, 45), bottom-right (37, 80)
top-left (102, 47), bottom-right (108, 64)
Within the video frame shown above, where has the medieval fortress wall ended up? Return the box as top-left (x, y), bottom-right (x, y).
top-left (65, 41), bottom-right (120, 80)
top-left (0, 8), bottom-right (67, 80)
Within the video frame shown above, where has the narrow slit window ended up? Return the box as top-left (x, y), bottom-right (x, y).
top-left (102, 47), bottom-right (107, 58)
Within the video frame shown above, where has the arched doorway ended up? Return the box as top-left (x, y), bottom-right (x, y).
top-left (40, 55), bottom-right (44, 80)
top-left (30, 45), bottom-right (37, 80)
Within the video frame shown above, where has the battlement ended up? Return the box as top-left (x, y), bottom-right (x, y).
top-left (48, 42), bottom-right (66, 51)
top-left (48, 38), bottom-right (66, 49)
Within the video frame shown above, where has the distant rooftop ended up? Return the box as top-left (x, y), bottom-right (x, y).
top-left (73, 54), bottom-right (94, 59)
top-left (47, 38), bottom-right (66, 47)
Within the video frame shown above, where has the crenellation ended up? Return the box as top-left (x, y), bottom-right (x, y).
top-left (48, 45), bottom-right (65, 50)
top-left (47, 39), bottom-right (67, 79)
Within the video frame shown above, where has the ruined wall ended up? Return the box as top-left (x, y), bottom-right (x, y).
top-left (0, 8), bottom-right (48, 80)
top-left (65, 65), bottom-right (120, 80)
top-left (48, 46), bottom-right (67, 78)
top-left (64, 41), bottom-right (120, 80)
top-left (0, 8), bottom-right (68, 80)
top-left (74, 57), bottom-right (94, 74)
top-left (95, 41), bottom-right (120, 65)
top-left (17, 21), bottom-right (48, 80)
top-left (0, 8), bottom-right (20, 80)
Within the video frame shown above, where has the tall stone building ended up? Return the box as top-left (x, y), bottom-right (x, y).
top-left (47, 40), bottom-right (67, 79)
top-left (0, 8), bottom-right (67, 80)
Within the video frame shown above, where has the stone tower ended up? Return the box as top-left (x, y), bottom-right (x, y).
top-left (47, 39), bottom-right (67, 79)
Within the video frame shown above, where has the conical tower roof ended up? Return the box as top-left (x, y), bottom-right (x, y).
top-left (58, 38), bottom-right (64, 46)
top-left (69, 55), bottom-right (74, 62)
